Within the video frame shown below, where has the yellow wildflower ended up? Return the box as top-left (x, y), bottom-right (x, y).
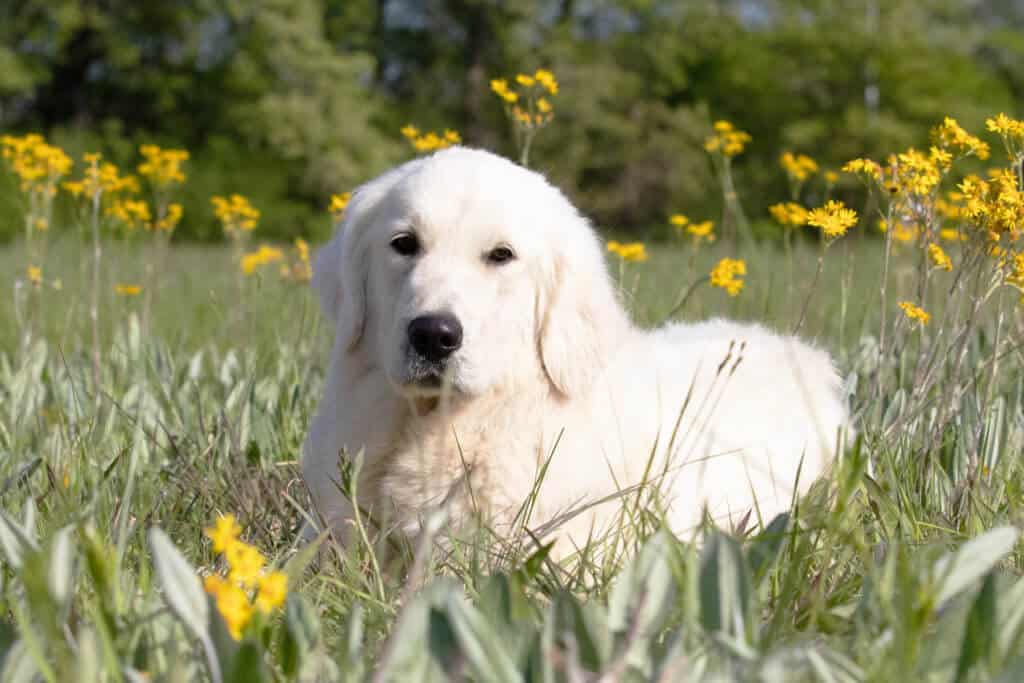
top-left (669, 214), bottom-right (688, 228)
top-left (27, 265), bottom-right (42, 286)
top-left (114, 284), bottom-right (143, 296)
top-left (686, 220), bottom-right (715, 244)
top-left (780, 151), bottom-right (818, 183)
top-left (769, 202), bottom-right (809, 227)
top-left (939, 228), bottom-right (966, 242)
top-left (403, 126), bottom-right (461, 153)
top-left (137, 144), bottom-right (188, 187)
top-left (205, 514), bottom-right (242, 553)
top-left (329, 192), bottom-right (351, 219)
top-left (704, 120), bottom-right (751, 157)
top-left (709, 258), bottom-right (746, 296)
top-left (240, 245), bottom-right (284, 275)
top-left (537, 97), bottom-right (552, 114)
top-left (255, 572), bottom-right (288, 614)
top-left (204, 575), bottom-right (253, 640)
top-left (806, 200), bottom-right (858, 238)
top-left (515, 73), bottom-right (536, 87)
top-left (927, 243), bottom-right (953, 271)
top-left (931, 117), bottom-right (990, 160)
top-left (153, 203), bottom-right (183, 233)
top-left (212, 194), bottom-right (260, 237)
top-left (606, 240), bottom-right (648, 262)
top-left (226, 542), bottom-right (266, 588)
top-left (898, 301), bottom-right (931, 326)
top-left (842, 158), bottom-right (882, 182)
top-left (824, 170), bottom-right (839, 185)
top-left (490, 79), bottom-right (518, 103)
top-left (534, 69), bottom-right (559, 95)
top-left (106, 198), bottom-right (152, 231)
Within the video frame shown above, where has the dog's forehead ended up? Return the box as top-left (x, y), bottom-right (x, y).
top-left (392, 150), bottom-right (555, 243)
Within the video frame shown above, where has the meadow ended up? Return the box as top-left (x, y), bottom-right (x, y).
top-left (3, 99), bottom-right (1024, 682)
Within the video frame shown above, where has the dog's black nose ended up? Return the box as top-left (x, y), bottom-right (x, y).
top-left (408, 314), bottom-right (463, 362)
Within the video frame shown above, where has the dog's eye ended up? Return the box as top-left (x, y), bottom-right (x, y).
top-left (390, 233), bottom-right (420, 257)
top-left (487, 245), bottom-right (516, 265)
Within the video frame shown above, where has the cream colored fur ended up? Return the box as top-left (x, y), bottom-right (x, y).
top-left (302, 147), bottom-right (851, 558)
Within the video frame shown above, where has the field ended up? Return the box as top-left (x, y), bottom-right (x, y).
top-left (3, 121), bottom-right (1024, 682)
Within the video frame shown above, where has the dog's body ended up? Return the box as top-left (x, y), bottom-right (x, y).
top-left (302, 147), bottom-right (850, 557)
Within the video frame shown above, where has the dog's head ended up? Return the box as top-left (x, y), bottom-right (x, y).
top-left (312, 147), bottom-right (630, 401)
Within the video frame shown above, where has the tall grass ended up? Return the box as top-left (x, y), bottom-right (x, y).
top-left (1, 216), bottom-right (1023, 680)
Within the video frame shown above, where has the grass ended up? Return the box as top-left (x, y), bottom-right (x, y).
top-left (2, 225), bottom-right (1024, 682)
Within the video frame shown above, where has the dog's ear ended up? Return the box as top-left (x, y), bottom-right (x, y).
top-left (312, 160), bottom-right (425, 351)
top-left (538, 217), bottom-right (632, 398)
top-left (312, 223), bottom-right (366, 351)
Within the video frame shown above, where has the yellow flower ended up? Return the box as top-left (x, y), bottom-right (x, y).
top-left (34, 217), bottom-right (48, 232)
top-left (842, 158), bottom-right (882, 181)
top-left (939, 228), bottom-right (965, 242)
top-left (240, 245), bottom-right (285, 275)
top-left (154, 203), bottom-right (183, 233)
top-left (669, 214), bottom-right (688, 227)
top-left (1, 134), bottom-right (73, 196)
top-left (329, 192), bottom-right (351, 218)
top-left (824, 170), bottom-right (839, 185)
top-left (898, 301), bottom-right (931, 326)
top-left (780, 151), bottom-right (818, 183)
top-left (225, 541), bottom-right (266, 588)
top-left (27, 265), bottom-right (42, 286)
top-left (537, 98), bottom-right (552, 114)
top-left (534, 69), bottom-right (559, 95)
top-left (213, 194), bottom-right (260, 237)
top-left (927, 243), bottom-right (952, 271)
top-left (204, 575), bottom-right (253, 640)
top-left (255, 572), bottom-right (288, 614)
top-left (686, 220), bottom-right (715, 244)
top-left (806, 200), bottom-right (858, 238)
top-left (515, 73), bottom-right (535, 87)
top-left (606, 240), bottom-right (648, 262)
top-left (769, 202), bottom-right (809, 227)
top-left (931, 117), bottom-right (990, 160)
top-left (709, 258), bottom-right (746, 296)
top-left (114, 284), bottom-right (143, 296)
top-left (205, 514), bottom-right (242, 553)
top-left (705, 120), bottom-right (751, 158)
top-left (403, 126), bottom-right (462, 153)
top-left (137, 144), bottom-right (188, 187)
top-left (106, 198), bottom-right (152, 232)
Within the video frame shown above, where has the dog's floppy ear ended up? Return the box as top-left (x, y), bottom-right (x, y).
top-left (312, 159), bottom-right (425, 351)
top-left (538, 215), bottom-right (632, 398)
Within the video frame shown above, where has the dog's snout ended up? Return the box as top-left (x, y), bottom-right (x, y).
top-left (408, 314), bottom-right (463, 362)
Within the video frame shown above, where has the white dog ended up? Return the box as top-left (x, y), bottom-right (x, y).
top-left (302, 146), bottom-right (850, 558)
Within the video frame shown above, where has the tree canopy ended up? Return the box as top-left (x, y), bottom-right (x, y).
top-left (2, 0), bottom-right (1023, 241)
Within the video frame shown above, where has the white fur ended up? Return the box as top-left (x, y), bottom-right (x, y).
top-left (302, 147), bottom-right (851, 558)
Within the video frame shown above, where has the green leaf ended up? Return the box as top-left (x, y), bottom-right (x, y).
top-left (147, 528), bottom-right (222, 683)
top-left (747, 513), bottom-right (789, 585)
top-left (47, 526), bottom-right (75, 610)
top-left (607, 529), bottom-right (677, 675)
top-left (444, 592), bottom-right (522, 683)
top-left (934, 526), bottom-right (1019, 609)
top-left (955, 572), bottom-right (998, 683)
top-left (699, 531), bottom-right (753, 644)
top-left (0, 510), bottom-right (38, 570)
top-left (225, 640), bottom-right (267, 683)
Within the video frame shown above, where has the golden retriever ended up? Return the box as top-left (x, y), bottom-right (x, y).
top-left (302, 147), bottom-right (851, 558)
